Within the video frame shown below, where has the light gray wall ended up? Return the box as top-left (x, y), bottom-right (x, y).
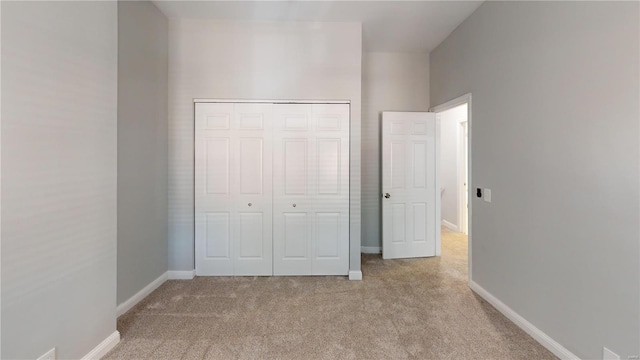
top-left (430, 2), bottom-right (639, 359)
top-left (1, 1), bottom-right (118, 358)
top-left (117, 1), bottom-right (169, 306)
top-left (361, 52), bottom-right (429, 249)
top-left (168, 20), bottom-right (362, 272)
top-left (440, 104), bottom-right (466, 229)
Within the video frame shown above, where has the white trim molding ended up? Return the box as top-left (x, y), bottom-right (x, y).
top-left (361, 246), bottom-right (381, 254)
top-left (116, 272), bottom-right (168, 317)
top-left (348, 270), bottom-right (362, 281)
top-left (441, 220), bottom-right (459, 232)
top-left (194, 99), bottom-right (350, 104)
top-left (81, 331), bottom-right (120, 360)
top-left (168, 270), bottom-right (196, 280)
top-left (469, 281), bottom-right (579, 360)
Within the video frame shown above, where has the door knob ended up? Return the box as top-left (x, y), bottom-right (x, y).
top-left (248, 203), bottom-right (252, 207)
top-left (292, 203), bottom-right (297, 207)
top-left (384, 193), bottom-right (391, 199)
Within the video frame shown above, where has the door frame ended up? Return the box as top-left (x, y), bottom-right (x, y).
top-left (458, 120), bottom-right (468, 235)
top-left (430, 93), bottom-right (473, 283)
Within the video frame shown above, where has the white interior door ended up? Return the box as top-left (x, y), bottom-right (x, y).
top-left (273, 104), bottom-right (350, 275)
top-left (195, 103), bottom-right (273, 275)
top-left (382, 111), bottom-right (440, 259)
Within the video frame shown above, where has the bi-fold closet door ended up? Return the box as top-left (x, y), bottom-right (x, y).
top-left (195, 102), bottom-right (349, 276)
top-left (195, 103), bottom-right (274, 276)
top-left (272, 104), bottom-right (350, 275)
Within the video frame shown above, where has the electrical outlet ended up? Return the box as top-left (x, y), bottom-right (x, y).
top-left (603, 347), bottom-right (620, 360)
top-left (37, 348), bottom-right (56, 360)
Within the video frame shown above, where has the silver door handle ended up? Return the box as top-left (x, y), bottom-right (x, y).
top-left (384, 193), bottom-right (390, 199)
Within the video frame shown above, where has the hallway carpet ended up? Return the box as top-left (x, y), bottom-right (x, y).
top-left (105, 229), bottom-right (556, 359)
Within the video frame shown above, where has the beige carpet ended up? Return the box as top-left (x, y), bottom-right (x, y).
top-left (105, 229), bottom-right (556, 359)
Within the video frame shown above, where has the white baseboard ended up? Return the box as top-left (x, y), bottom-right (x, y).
top-left (348, 270), bottom-right (362, 281)
top-left (361, 246), bottom-right (381, 254)
top-left (81, 330), bottom-right (120, 360)
top-left (469, 281), bottom-right (579, 360)
top-left (442, 219), bottom-right (459, 232)
top-left (117, 272), bottom-right (168, 317)
top-left (168, 270), bottom-right (196, 280)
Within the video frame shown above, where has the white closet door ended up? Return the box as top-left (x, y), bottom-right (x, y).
top-left (273, 104), bottom-right (349, 275)
top-left (311, 104), bottom-right (350, 275)
top-left (273, 104), bottom-right (314, 275)
top-left (233, 103), bottom-right (273, 275)
top-left (195, 103), bottom-right (273, 276)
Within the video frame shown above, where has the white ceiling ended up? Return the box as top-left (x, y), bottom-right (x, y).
top-left (153, 1), bottom-right (483, 53)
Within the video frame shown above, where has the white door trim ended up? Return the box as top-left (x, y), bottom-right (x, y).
top-left (458, 120), bottom-right (468, 235)
top-left (430, 93), bottom-right (473, 283)
top-left (194, 99), bottom-right (350, 104)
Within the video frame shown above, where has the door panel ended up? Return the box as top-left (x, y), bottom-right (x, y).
top-left (284, 213), bottom-right (309, 258)
top-left (391, 204), bottom-right (406, 243)
top-left (273, 105), bottom-right (314, 275)
top-left (232, 103), bottom-right (273, 275)
top-left (273, 104), bottom-right (349, 275)
top-left (316, 213), bottom-right (340, 258)
top-left (391, 141), bottom-right (406, 189)
top-left (206, 139), bottom-right (230, 194)
top-left (196, 103), bottom-right (273, 276)
top-left (382, 112), bottom-right (439, 259)
top-left (205, 212), bottom-right (231, 258)
top-left (196, 103), bottom-right (235, 275)
top-left (317, 140), bottom-right (340, 195)
top-left (413, 142), bottom-right (427, 188)
top-left (238, 212), bottom-right (264, 258)
top-left (413, 203), bottom-right (427, 242)
top-left (284, 140), bottom-right (308, 195)
top-left (239, 138), bottom-right (263, 195)
top-left (206, 114), bottom-right (230, 130)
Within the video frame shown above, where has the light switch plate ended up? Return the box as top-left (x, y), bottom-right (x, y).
top-left (483, 188), bottom-right (491, 203)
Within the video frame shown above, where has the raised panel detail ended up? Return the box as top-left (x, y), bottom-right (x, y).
top-left (391, 141), bottom-right (405, 189)
top-left (206, 114), bottom-right (230, 129)
top-left (413, 122), bottom-right (427, 135)
top-left (413, 203), bottom-right (426, 243)
top-left (206, 138), bottom-right (229, 194)
top-left (239, 114), bottom-right (263, 130)
top-left (316, 213), bottom-right (339, 258)
top-left (206, 212), bottom-right (230, 258)
top-left (239, 212), bottom-right (263, 258)
top-left (317, 115), bottom-right (340, 131)
top-left (284, 140), bottom-right (307, 195)
top-left (284, 213), bottom-right (307, 258)
top-left (392, 204), bottom-right (406, 243)
top-left (284, 115), bottom-right (308, 130)
top-left (240, 138), bottom-right (263, 194)
top-left (391, 122), bottom-right (405, 135)
top-left (317, 139), bottom-right (340, 195)
top-left (413, 142), bottom-right (426, 188)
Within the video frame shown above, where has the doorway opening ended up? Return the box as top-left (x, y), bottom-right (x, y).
top-left (431, 94), bottom-right (472, 283)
